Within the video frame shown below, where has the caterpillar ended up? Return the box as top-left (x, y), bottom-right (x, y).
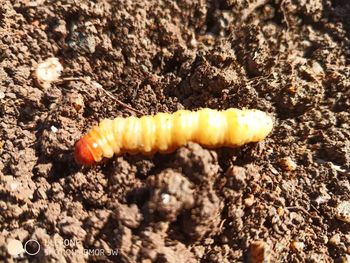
top-left (75, 108), bottom-right (273, 165)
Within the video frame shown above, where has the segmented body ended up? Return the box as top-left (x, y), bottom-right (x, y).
top-left (75, 108), bottom-right (273, 165)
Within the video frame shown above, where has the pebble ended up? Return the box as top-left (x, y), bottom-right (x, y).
top-left (9, 182), bottom-right (18, 191)
top-left (279, 157), bottom-right (297, 172)
top-left (244, 194), bottom-right (255, 207)
top-left (329, 234), bottom-right (341, 246)
top-left (290, 240), bottom-right (305, 252)
top-left (161, 193), bottom-right (171, 204)
top-left (336, 201), bottom-right (350, 223)
top-left (277, 207), bottom-right (284, 216)
top-left (35, 57), bottom-right (63, 88)
top-left (7, 239), bottom-right (24, 256)
top-left (248, 240), bottom-right (271, 263)
top-left (311, 61), bottom-right (324, 76)
top-left (70, 93), bottom-right (84, 112)
top-left (50, 126), bottom-right (58, 133)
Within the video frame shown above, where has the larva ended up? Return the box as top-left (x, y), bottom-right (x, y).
top-left (75, 108), bottom-right (273, 165)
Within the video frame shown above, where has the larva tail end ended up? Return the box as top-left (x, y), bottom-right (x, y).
top-left (74, 136), bottom-right (96, 166)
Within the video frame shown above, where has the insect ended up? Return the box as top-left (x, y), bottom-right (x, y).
top-left (75, 108), bottom-right (273, 165)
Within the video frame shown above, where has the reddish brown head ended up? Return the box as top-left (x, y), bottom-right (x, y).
top-left (74, 134), bottom-right (102, 166)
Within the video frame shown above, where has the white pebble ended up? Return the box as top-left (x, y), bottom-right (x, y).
top-left (161, 193), bottom-right (171, 204)
top-left (35, 57), bottom-right (63, 88)
top-left (50, 126), bottom-right (58, 133)
top-left (336, 201), bottom-right (350, 223)
top-left (10, 183), bottom-right (18, 191)
top-left (7, 239), bottom-right (24, 256)
top-left (311, 61), bottom-right (324, 76)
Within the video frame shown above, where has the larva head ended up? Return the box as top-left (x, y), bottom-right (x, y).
top-left (74, 134), bottom-right (102, 166)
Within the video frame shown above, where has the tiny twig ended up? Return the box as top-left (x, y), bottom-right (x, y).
top-left (94, 82), bottom-right (144, 115)
top-left (285, 206), bottom-right (313, 217)
top-left (310, 204), bottom-right (320, 215)
top-left (58, 77), bottom-right (144, 115)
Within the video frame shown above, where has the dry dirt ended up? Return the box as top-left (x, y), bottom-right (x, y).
top-left (0, 0), bottom-right (350, 262)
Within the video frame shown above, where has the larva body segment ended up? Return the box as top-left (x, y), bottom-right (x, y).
top-left (74, 108), bottom-right (273, 165)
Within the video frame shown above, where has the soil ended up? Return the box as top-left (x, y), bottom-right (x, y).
top-left (0, 0), bottom-right (350, 262)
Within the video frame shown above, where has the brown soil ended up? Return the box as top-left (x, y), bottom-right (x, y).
top-left (1, 0), bottom-right (350, 262)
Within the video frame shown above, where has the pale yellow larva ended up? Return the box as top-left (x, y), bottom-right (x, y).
top-left (75, 108), bottom-right (273, 165)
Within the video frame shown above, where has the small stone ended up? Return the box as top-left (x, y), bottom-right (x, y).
top-left (336, 201), bottom-right (350, 223)
top-left (50, 126), bottom-right (58, 133)
top-left (7, 239), bottom-right (24, 256)
top-left (279, 157), bottom-right (297, 172)
top-left (329, 234), bottom-right (341, 246)
top-left (73, 101), bottom-right (84, 112)
top-left (311, 61), bottom-right (324, 76)
top-left (244, 194), bottom-right (255, 207)
top-left (36, 187), bottom-right (47, 200)
top-left (277, 207), bottom-right (284, 216)
top-left (319, 235), bottom-right (329, 244)
top-left (290, 240), bottom-right (305, 252)
top-left (161, 193), bottom-right (171, 204)
top-left (70, 93), bottom-right (84, 112)
top-left (0, 90), bottom-right (5, 99)
top-left (248, 240), bottom-right (271, 263)
top-left (268, 165), bottom-right (279, 175)
top-left (34, 57), bottom-right (63, 88)
top-left (315, 193), bottom-right (331, 205)
top-left (9, 182), bottom-right (18, 191)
